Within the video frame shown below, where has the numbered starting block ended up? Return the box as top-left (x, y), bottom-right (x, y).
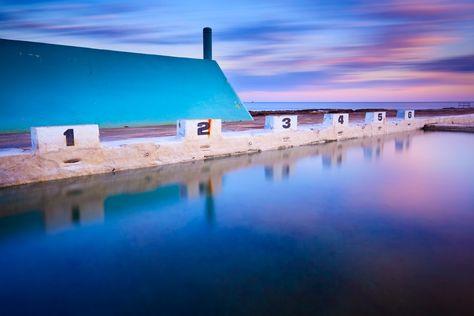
top-left (264, 115), bottom-right (297, 131)
top-left (396, 110), bottom-right (415, 120)
top-left (323, 113), bottom-right (349, 127)
top-left (31, 124), bottom-right (100, 154)
top-left (365, 112), bottom-right (386, 124)
top-left (177, 119), bottom-right (222, 140)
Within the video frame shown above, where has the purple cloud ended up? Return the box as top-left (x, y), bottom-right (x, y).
top-left (416, 55), bottom-right (474, 72)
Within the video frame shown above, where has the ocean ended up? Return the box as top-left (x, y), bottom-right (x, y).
top-left (244, 101), bottom-right (472, 111)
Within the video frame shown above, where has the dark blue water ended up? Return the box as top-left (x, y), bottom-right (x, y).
top-left (245, 101), bottom-right (473, 111)
top-left (1, 131), bottom-right (473, 315)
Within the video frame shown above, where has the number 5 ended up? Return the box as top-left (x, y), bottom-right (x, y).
top-left (378, 113), bottom-right (383, 121)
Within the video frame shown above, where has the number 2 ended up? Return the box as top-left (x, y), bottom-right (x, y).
top-left (338, 115), bottom-right (344, 124)
top-left (63, 129), bottom-right (75, 146)
top-left (282, 117), bottom-right (291, 129)
top-left (197, 121), bottom-right (210, 135)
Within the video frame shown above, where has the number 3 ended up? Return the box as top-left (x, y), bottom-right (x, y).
top-left (197, 121), bottom-right (210, 135)
top-left (282, 117), bottom-right (291, 129)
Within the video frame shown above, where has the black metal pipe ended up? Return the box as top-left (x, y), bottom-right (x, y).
top-left (203, 27), bottom-right (212, 60)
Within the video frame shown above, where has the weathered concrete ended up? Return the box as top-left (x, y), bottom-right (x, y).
top-left (31, 124), bottom-right (100, 154)
top-left (1, 114), bottom-right (473, 188)
top-left (0, 131), bottom-right (420, 226)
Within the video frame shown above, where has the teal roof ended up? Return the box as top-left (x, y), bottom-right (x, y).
top-left (0, 38), bottom-right (252, 132)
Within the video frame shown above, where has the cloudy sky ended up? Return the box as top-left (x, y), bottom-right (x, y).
top-left (1, 0), bottom-right (473, 101)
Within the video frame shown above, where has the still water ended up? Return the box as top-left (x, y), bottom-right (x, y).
top-left (1, 131), bottom-right (473, 315)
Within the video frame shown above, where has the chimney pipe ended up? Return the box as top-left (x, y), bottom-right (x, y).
top-left (203, 27), bottom-right (212, 60)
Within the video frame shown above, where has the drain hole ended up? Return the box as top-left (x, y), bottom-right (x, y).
top-left (64, 158), bottom-right (81, 164)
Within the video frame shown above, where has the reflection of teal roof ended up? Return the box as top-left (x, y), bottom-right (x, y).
top-left (0, 38), bottom-right (252, 132)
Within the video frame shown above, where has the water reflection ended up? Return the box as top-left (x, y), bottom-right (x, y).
top-left (265, 163), bottom-right (292, 181)
top-left (0, 131), bottom-right (418, 235)
top-left (1, 131), bottom-right (474, 314)
top-left (394, 135), bottom-right (411, 152)
top-left (362, 137), bottom-right (384, 161)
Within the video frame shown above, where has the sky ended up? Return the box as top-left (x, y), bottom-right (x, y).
top-left (1, 0), bottom-right (473, 102)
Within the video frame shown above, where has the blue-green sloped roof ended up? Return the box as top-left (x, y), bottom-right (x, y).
top-left (0, 38), bottom-right (252, 132)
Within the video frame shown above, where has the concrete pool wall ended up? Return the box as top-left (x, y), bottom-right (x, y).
top-left (1, 112), bottom-right (474, 188)
top-left (0, 131), bottom-right (421, 232)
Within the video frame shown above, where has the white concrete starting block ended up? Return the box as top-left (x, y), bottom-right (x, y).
top-left (31, 124), bottom-right (100, 154)
top-left (365, 112), bottom-right (386, 124)
top-left (323, 113), bottom-right (349, 127)
top-left (177, 119), bottom-right (222, 140)
top-left (264, 115), bottom-right (298, 131)
top-left (397, 110), bottom-right (415, 120)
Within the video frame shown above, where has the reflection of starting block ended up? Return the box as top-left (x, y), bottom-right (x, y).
top-left (396, 110), bottom-right (415, 120)
top-left (363, 143), bottom-right (383, 160)
top-left (31, 124), bottom-right (100, 154)
top-left (322, 153), bottom-right (344, 168)
top-left (264, 163), bottom-right (291, 181)
top-left (394, 137), bottom-right (411, 152)
top-left (177, 119), bottom-right (222, 140)
top-left (365, 112), bottom-right (386, 124)
top-left (323, 113), bottom-right (349, 127)
top-left (265, 115), bottom-right (298, 131)
top-left (44, 197), bottom-right (104, 232)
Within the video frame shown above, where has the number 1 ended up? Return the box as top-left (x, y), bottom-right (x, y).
top-left (63, 129), bottom-right (75, 146)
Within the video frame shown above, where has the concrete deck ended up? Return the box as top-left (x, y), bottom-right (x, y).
top-left (1, 112), bottom-right (474, 188)
top-left (2, 108), bottom-right (473, 149)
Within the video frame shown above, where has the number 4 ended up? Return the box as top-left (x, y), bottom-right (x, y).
top-left (338, 115), bottom-right (344, 124)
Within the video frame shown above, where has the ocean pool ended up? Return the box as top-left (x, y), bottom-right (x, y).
top-left (0, 131), bottom-right (473, 314)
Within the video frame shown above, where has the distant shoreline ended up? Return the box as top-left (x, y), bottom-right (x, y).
top-left (249, 107), bottom-right (474, 116)
top-left (244, 101), bottom-right (473, 112)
